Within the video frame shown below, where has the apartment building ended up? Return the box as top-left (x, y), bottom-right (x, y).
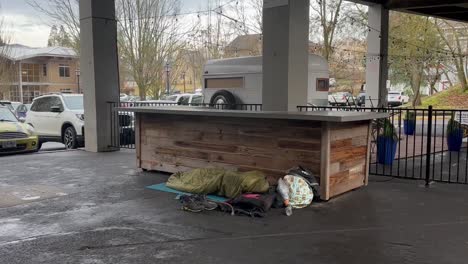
top-left (0, 44), bottom-right (79, 103)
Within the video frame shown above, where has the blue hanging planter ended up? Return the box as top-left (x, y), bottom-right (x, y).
top-left (377, 136), bottom-right (398, 165)
top-left (403, 119), bottom-right (416, 135)
top-left (447, 129), bottom-right (463, 152)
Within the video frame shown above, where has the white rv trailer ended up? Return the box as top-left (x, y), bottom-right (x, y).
top-left (203, 55), bottom-right (330, 106)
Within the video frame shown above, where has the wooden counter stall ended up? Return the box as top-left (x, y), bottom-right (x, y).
top-left (121, 107), bottom-right (387, 200)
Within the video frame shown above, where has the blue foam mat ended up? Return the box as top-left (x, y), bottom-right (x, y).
top-left (146, 183), bottom-right (229, 203)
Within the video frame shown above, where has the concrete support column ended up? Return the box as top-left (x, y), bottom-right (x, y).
top-left (80, 0), bottom-right (120, 152)
top-left (365, 4), bottom-right (389, 107)
top-left (262, 0), bottom-right (310, 111)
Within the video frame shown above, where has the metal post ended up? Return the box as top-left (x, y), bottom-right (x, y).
top-left (165, 63), bottom-right (170, 95)
top-left (182, 72), bottom-right (186, 93)
top-left (425, 105), bottom-right (433, 187)
top-left (18, 62), bottom-right (23, 103)
top-left (76, 69), bottom-right (81, 94)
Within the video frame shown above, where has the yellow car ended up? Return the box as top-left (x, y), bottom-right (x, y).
top-left (0, 106), bottom-right (39, 154)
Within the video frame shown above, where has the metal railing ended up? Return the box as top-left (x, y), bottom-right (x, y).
top-left (108, 102), bottom-right (263, 149)
top-left (298, 105), bottom-right (468, 185)
top-left (119, 101), bottom-right (262, 111)
top-left (109, 101), bottom-right (468, 185)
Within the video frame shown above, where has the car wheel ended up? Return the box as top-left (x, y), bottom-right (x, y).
top-left (63, 126), bottom-right (78, 149)
top-left (210, 90), bottom-right (236, 109)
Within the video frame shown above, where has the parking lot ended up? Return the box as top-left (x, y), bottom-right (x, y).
top-left (1, 150), bottom-right (468, 263)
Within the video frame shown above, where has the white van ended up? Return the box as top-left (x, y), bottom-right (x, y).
top-left (203, 55), bottom-right (330, 106)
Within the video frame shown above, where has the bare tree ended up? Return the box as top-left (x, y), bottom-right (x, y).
top-left (183, 49), bottom-right (205, 91)
top-left (310, 1), bottom-right (367, 61)
top-left (26, 0), bottom-right (80, 52)
top-left (227, 0), bottom-right (263, 35)
top-left (310, 0), bottom-right (344, 61)
top-left (0, 16), bottom-right (16, 100)
top-left (183, 0), bottom-right (237, 86)
top-left (435, 20), bottom-right (468, 92)
top-left (117, 0), bottom-right (187, 100)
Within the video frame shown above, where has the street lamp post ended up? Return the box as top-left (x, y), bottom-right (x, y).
top-left (75, 69), bottom-right (81, 94)
top-left (182, 71), bottom-right (186, 93)
top-left (165, 63), bottom-right (171, 95)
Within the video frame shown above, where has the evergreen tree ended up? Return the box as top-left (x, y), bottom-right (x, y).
top-left (47, 25), bottom-right (58, 46)
top-left (47, 25), bottom-right (74, 48)
top-left (389, 13), bottom-right (443, 106)
top-left (58, 25), bottom-right (72, 47)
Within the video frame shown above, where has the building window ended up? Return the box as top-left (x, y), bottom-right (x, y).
top-left (21, 64), bottom-right (40, 82)
top-left (9, 85), bottom-right (41, 104)
top-left (43, 64), bottom-right (47, 76)
top-left (59, 64), bottom-right (70, 78)
top-left (316, 78), bottom-right (330, 92)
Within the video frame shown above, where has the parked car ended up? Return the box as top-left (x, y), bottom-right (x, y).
top-left (26, 93), bottom-right (135, 149)
top-left (0, 106), bottom-right (39, 154)
top-left (328, 92), bottom-right (355, 106)
top-left (120, 93), bottom-right (130, 102)
top-left (26, 94), bottom-right (85, 149)
top-left (387, 91), bottom-right (409, 106)
top-left (128, 96), bottom-right (140, 102)
top-left (140, 93), bottom-right (204, 105)
top-left (15, 104), bottom-right (30, 120)
top-left (0, 101), bottom-right (14, 112)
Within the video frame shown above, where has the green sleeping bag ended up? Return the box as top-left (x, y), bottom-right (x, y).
top-left (166, 168), bottom-right (269, 199)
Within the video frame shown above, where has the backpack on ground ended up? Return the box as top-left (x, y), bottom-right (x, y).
top-left (287, 166), bottom-right (321, 200)
top-left (283, 175), bottom-right (314, 208)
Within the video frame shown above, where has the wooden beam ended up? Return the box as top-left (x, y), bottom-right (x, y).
top-left (386, 0), bottom-right (467, 10)
top-left (364, 121), bottom-right (372, 186)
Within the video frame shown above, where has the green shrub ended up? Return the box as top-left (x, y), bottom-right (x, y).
top-left (379, 119), bottom-right (398, 141)
top-left (404, 111), bottom-right (416, 120)
top-left (447, 113), bottom-right (461, 136)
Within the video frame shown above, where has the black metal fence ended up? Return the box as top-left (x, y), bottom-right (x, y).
top-left (109, 101), bottom-right (468, 185)
top-left (299, 105), bottom-right (468, 185)
top-left (108, 102), bottom-right (263, 149)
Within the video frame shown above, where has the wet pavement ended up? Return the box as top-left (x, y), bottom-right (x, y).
top-left (1, 150), bottom-right (468, 264)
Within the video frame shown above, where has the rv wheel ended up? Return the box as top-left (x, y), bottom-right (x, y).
top-left (210, 90), bottom-right (237, 108)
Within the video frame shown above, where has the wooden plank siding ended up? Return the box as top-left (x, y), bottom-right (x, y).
top-left (137, 113), bottom-right (371, 200)
top-left (327, 122), bottom-right (369, 198)
top-left (139, 114), bottom-right (322, 180)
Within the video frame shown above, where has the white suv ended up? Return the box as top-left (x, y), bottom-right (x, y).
top-left (26, 94), bottom-right (84, 149)
top-left (387, 91), bottom-right (409, 106)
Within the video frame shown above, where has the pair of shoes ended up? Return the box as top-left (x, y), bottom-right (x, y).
top-left (193, 195), bottom-right (218, 211)
top-left (180, 195), bottom-right (204, 213)
top-left (179, 195), bottom-right (218, 212)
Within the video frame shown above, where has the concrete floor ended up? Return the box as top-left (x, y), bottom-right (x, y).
top-left (1, 150), bottom-right (468, 264)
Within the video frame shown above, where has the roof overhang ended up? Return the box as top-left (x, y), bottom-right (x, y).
top-left (14, 54), bottom-right (78, 62)
top-left (347, 0), bottom-right (468, 22)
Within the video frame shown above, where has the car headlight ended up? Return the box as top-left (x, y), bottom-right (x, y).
top-left (76, 114), bottom-right (84, 121)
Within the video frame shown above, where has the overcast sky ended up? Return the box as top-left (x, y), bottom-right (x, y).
top-left (0, 0), bottom-right (204, 47)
